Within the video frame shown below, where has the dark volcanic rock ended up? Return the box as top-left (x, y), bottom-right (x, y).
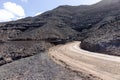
top-left (0, 0), bottom-right (119, 61)
top-left (81, 15), bottom-right (120, 56)
top-left (0, 41), bottom-right (50, 65)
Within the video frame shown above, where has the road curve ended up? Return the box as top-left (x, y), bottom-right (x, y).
top-left (48, 41), bottom-right (120, 80)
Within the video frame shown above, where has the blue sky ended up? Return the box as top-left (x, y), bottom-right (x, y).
top-left (0, 0), bottom-right (101, 22)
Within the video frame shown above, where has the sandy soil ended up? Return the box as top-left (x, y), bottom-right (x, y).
top-left (48, 41), bottom-right (120, 80)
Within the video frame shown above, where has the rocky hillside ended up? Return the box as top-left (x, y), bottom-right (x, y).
top-left (0, 0), bottom-right (119, 79)
top-left (0, 0), bottom-right (119, 56)
top-left (0, 0), bottom-right (119, 64)
top-left (80, 0), bottom-right (120, 56)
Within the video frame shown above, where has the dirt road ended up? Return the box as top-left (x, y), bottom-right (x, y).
top-left (48, 41), bottom-right (120, 80)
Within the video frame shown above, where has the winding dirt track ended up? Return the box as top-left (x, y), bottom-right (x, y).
top-left (48, 41), bottom-right (120, 80)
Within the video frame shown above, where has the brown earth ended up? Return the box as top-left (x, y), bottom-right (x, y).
top-left (49, 41), bottom-right (120, 80)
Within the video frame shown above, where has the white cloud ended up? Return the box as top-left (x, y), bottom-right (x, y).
top-left (0, 9), bottom-right (15, 22)
top-left (3, 2), bottom-right (25, 17)
top-left (21, 0), bottom-right (28, 3)
top-left (35, 12), bottom-right (42, 16)
top-left (0, 2), bottom-right (25, 22)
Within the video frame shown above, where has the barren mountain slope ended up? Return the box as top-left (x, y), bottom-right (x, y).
top-left (0, 0), bottom-right (119, 79)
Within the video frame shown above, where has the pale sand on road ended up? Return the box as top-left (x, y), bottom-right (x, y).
top-left (48, 41), bottom-right (120, 80)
